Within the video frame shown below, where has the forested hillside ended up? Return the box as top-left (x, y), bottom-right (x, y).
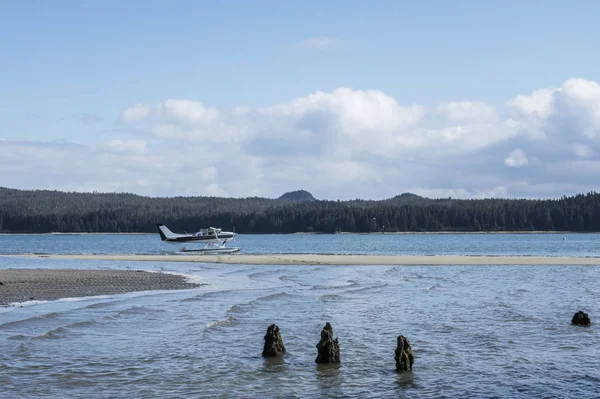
top-left (1, 187), bottom-right (600, 233)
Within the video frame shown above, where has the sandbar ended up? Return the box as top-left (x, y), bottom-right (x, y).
top-left (0, 269), bottom-right (200, 307)
top-left (3, 254), bottom-right (600, 265)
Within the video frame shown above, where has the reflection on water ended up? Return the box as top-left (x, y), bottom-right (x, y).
top-left (316, 363), bottom-right (342, 398)
top-left (396, 370), bottom-right (414, 384)
top-left (262, 355), bottom-right (286, 369)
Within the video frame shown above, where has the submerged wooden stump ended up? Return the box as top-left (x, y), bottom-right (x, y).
top-left (315, 322), bottom-right (340, 364)
top-left (394, 335), bottom-right (414, 372)
top-left (262, 324), bottom-right (286, 357)
top-left (572, 311), bottom-right (591, 326)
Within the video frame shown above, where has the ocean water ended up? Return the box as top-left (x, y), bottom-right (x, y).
top-left (1, 234), bottom-right (600, 398)
top-left (0, 231), bottom-right (599, 257)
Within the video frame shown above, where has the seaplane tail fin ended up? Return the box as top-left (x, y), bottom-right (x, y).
top-left (156, 224), bottom-right (177, 241)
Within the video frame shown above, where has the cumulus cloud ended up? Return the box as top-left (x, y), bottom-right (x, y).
top-left (120, 104), bottom-right (152, 123)
top-left (506, 78), bottom-right (600, 140)
top-left (436, 101), bottom-right (498, 124)
top-left (5, 78), bottom-right (600, 199)
top-left (506, 88), bottom-right (556, 119)
top-left (505, 149), bottom-right (529, 167)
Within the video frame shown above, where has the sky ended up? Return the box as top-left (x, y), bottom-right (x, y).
top-left (2, 0), bottom-right (600, 200)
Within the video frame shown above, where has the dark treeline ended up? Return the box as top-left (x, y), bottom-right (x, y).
top-left (1, 187), bottom-right (600, 233)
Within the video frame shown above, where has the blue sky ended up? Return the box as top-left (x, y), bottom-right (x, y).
top-left (2, 1), bottom-right (600, 199)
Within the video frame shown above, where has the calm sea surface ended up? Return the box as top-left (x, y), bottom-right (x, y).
top-left (1, 234), bottom-right (599, 398)
top-left (0, 232), bottom-right (599, 256)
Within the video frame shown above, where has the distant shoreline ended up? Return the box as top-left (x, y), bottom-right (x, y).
top-left (0, 231), bottom-right (594, 236)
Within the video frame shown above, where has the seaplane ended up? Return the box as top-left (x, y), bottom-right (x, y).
top-left (156, 224), bottom-right (240, 254)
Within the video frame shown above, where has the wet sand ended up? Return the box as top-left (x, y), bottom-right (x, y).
top-left (0, 269), bottom-right (200, 307)
top-left (4, 253), bottom-right (600, 265)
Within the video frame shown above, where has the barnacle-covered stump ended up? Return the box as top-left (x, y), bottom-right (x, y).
top-left (572, 311), bottom-right (591, 326)
top-left (315, 322), bottom-right (340, 364)
top-left (262, 324), bottom-right (286, 357)
top-left (394, 335), bottom-right (414, 372)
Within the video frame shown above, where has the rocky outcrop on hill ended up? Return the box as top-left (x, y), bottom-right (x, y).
top-left (262, 324), bottom-right (286, 357)
top-left (315, 322), bottom-right (340, 364)
top-left (572, 311), bottom-right (591, 326)
top-left (394, 335), bottom-right (414, 372)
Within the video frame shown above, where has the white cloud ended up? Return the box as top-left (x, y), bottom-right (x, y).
top-left (506, 78), bottom-right (600, 140)
top-left (160, 99), bottom-right (219, 125)
top-left (261, 88), bottom-right (423, 131)
top-left (294, 37), bottom-right (346, 50)
top-left (120, 104), bottom-right (152, 123)
top-left (505, 149), bottom-right (529, 167)
top-left (573, 144), bottom-right (593, 158)
top-left (506, 88), bottom-right (556, 119)
top-left (6, 78), bottom-right (600, 200)
top-left (436, 101), bottom-right (498, 124)
top-left (103, 139), bottom-right (148, 154)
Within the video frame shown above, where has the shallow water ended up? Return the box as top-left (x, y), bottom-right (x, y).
top-left (1, 236), bottom-right (600, 398)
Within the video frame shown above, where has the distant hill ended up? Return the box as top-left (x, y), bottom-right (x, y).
top-left (386, 192), bottom-right (429, 204)
top-left (278, 190), bottom-right (317, 202)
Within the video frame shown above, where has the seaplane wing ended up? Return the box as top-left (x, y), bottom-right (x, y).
top-left (156, 224), bottom-right (235, 244)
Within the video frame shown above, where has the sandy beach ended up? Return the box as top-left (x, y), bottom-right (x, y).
top-left (0, 269), bottom-right (200, 307)
top-left (4, 253), bottom-right (600, 265)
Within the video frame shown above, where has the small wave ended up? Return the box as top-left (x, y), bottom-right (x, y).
top-left (342, 283), bottom-right (389, 295)
top-left (33, 326), bottom-right (68, 340)
top-left (69, 320), bottom-right (97, 328)
top-left (223, 292), bottom-right (292, 314)
top-left (7, 334), bottom-right (29, 340)
top-left (84, 300), bottom-right (127, 310)
top-left (221, 267), bottom-right (257, 276)
top-left (206, 316), bottom-right (234, 329)
top-left (115, 306), bottom-right (164, 317)
top-left (226, 304), bottom-right (246, 314)
top-left (317, 294), bottom-right (344, 302)
top-left (0, 311), bottom-right (61, 330)
top-left (28, 319), bottom-right (98, 340)
top-left (311, 280), bottom-right (359, 290)
top-left (248, 269), bottom-right (286, 280)
top-left (251, 291), bottom-right (290, 303)
top-left (179, 290), bottom-right (234, 302)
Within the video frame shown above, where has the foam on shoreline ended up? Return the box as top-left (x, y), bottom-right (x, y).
top-left (3, 253), bottom-right (600, 265)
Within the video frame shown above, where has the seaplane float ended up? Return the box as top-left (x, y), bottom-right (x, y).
top-left (156, 224), bottom-right (240, 254)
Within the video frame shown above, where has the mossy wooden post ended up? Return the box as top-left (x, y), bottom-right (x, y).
top-left (394, 335), bottom-right (414, 372)
top-left (315, 322), bottom-right (340, 364)
top-left (262, 324), bottom-right (286, 357)
top-left (572, 311), bottom-right (591, 326)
